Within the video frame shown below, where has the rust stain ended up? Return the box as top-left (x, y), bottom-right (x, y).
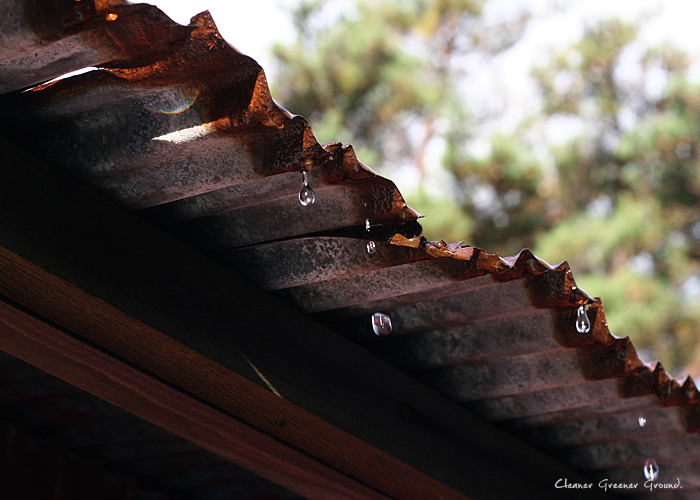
top-left (24, 0), bottom-right (103, 41)
top-left (576, 337), bottom-right (644, 380)
top-left (617, 363), bottom-right (659, 398)
top-left (424, 241), bottom-right (474, 260)
top-left (389, 234), bottom-right (422, 248)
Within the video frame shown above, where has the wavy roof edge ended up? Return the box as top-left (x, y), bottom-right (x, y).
top-left (1, 0), bottom-right (694, 411)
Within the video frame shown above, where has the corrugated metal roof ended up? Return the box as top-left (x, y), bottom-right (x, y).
top-left (1, 1), bottom-right (698, 498)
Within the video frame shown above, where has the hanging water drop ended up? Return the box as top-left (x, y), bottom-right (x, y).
top-left (638, 416), bottom-right (647, 428)
top-left (643, 458), bottom-right (659, 481)
top-left (372, 312), bottom-right (392, 336)
top-left (365, 218), bottom-right (371, 232)
top-left (299, 185), bottom-right (315, 206)
top-left (367, 241), bottom-right (376, 254)
top-left (576, 305), bottom-right (591, 333)
top-left (298, 170), bottom-right (315, 206)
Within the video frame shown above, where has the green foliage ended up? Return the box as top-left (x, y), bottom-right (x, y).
top-left (528, 19), bottom-right (700, 374)
top-left (271, 0), bottom-right (522, 173)
top-left (534, 194), bottom-right (666, 273)
top-left (406, 186), bottom-right (475, 243)
top-left (449, 133), bottom-right (546, 253)
top-left (532, 19), bottom-right (637, 119)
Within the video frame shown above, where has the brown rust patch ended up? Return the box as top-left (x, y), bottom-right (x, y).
top-left (424, 241), bottom-right (475, 260)
top-left (25, 0), bottom-right (101, 41)
top-left (342, 177), bottom-right (419, 224)
top-left (103, 11), bottom-right (260, 108)
top-left (319, 143), bottom-right (391, 184)
top-left (683, 376), bottom-right (699, 403)
top-left (389, 234), bottom-right (422, 248)
top-left (617, 363), bottom-right (660, 398)
top-left (97, 4), bottom-right (195, 69)
top-left (320, 144), bottom-right (367, 183)
top-left (655, 373), bottom-right (700, 408)
top-left (618, 360), bottom-right (699, 407)
top-left (229, 118), bottom-right (317, 178)
top-left (679, 402), bottom-right (700, 432)
top-left (524, 266), bottom-right (595, 309)
top-left (479, 249), bottom-right (554, 282)
top-left (576, 337), bottom-right (644, 380)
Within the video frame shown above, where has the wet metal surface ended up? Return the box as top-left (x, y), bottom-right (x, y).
top-left (0, 1), bottom-right (698, 498)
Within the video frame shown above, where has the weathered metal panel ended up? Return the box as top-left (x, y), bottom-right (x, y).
top-left (379, 308), bottom-right (562, 367)
top-left (0, 1), bottom-right (193, 94)
top-left (522, 405), bottom-right (689, 448)
top-left (468, 378), bottom-right (636, 421)
top-left (216, 236), bottom-right (429, 291)
top-left (1, 1), bottom-right (698, 497)
top-left (431, 348), bottom-right (590, 400)
top-left (565, 434), bottom-right (700, 470)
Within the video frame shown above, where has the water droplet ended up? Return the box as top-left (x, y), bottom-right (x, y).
top-left (643, 458), bottom-right (659, 481)
top-left (105, 12), bottom-right (118, 21)
top-left (299, 185), bottom-right (315, 206)
top-left (365, 218), bottom-right (371, 232)
top-left (367, 241), bottom-right (376, 254)
top-left (371, 312), bottom-right (392, 336)
top-left (638, 416), bottom-right (646, 427)
top-left (298, 171), bottom-right (315, 206)
top-left (576, 305), bottom-right (591, 333)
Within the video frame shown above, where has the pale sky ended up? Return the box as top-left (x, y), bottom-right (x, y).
top-left (151, 0), bottom-right (298, 73)
top-left (151, 0), bottom-right (700, 79)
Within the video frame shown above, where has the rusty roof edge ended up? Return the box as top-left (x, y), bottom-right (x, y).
top-left (420, 241), bottom-right (592, 308)
top-left (0, 1), bottom-right (195, 94)
top-left (11, 7), bottom-right (420, 226)
top-left (419, 239), bottom-right (700, 417)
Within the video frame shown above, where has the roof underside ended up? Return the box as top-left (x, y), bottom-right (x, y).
top-left (0, 350), bottom-right (306, 500)
top-left (0, 1), bottom-right (698, 499)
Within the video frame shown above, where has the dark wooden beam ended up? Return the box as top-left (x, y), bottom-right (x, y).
top-left (0, 297), bottom-right (388, 500)
top-left (0, 136), bottom-right (615, 499)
